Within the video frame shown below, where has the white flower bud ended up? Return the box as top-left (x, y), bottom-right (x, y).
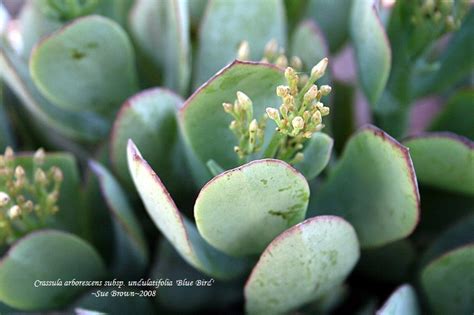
top-left (8, 205), bottom-right (21, 219)
top-left (35, 169), bottom-right (47, 184)
top-left (237, 41), bottom-right (250, 60)
top-left (34, 148), bottom-right (45, 165)
top-left (275, 55), bottom-right (288, 68)
top-left (276, 85), bottom-right (290, 97)
top-left (290, 56), bottom-right (303, 70)
top-left (311, 58), bottom-right (328, 80)
top-left (312, 110), bottom-right (322, 125)
top-left (292, 116), bottom-right (305, 130)
top-left (266, 107), bottom-right (280, 121)
top-left (14, 166), bottom-right (25, 179)
top-left (304, 85), bottom-right (318, 102)
top-left (0, 192), bottom-right (10, 206)
top-left (320, 85), bottom-right (332, 96)
top-left (264, 39), bottom-right (278, 57)
top-left (249, 119), bottom-right (258, 133)
top-left (236, 91), bottom-right (252, 111)
top-left (222, 102), bottom-right (233, 113)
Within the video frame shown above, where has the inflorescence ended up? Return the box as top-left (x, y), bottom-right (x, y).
top-left (0, 147), bottom-right (63, 246)
top-left (223, 57), bottom-right (331, 165)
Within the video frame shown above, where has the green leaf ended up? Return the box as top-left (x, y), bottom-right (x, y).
top-left (127, 140), bottom-right (250, 280)
top-left (306, 0), bottom-right (351, 53)
top-left (180, 61), bottom-right (285, 185)
top-left (377, 284), bottom-right (420, 315)
top-left (30, 15), bottom-right (138, 113)
top-left (0, 230), bottom-right (105, 310)
top-left (0, 43), bottom-right (109, 142)
top-left (194, 0), bottom-right (286, 87)
top-left (0, 91), bottom-right (14, 150)
top-left (152, 240), bottom-right (242, 312)
top-left (89, 161), bottom-right (148, 279)
top-left (129, 0), bottom-right (190, 94)
top-left (195, 159), bottom-right (309, 257)
top-left (331, 81), bottom-right (356, 155)
top-left (421, 244), bottom-right (474, 315)
top-left (404, 133), bottom-right (474, 195)
top-left (295, 132), bottom-right (333, 180)
top-left (290, 20), bottom-right (329, 72)
top-left (310, 125), bottom-right (420, 248)
top-left (110, 88), bottom-right (193, 195)
top-left (413, 9), bottom-right (474, 98)
top-left (244, 216), bottom-right (359, 315)
top-left (429, 89), bottom-right (474, 140)
top-left (350, 0), bottom-right (391, 106)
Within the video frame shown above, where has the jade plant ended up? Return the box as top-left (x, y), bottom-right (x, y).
top-left (0, 0), bottom-right (473, 314)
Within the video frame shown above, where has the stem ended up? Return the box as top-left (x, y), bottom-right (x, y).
top-left (263, 132), bottom-right (284, 158)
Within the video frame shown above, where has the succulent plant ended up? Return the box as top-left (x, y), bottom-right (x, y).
top-left (0, 0), bottom-right (473, 314)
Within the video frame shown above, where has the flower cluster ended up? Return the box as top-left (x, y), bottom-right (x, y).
top-left (223, 92), bottom-right (266, 160)
top-left (237, 39), bottom-right (304, 70)
top-left (412, 0), bottom-right (469, 31)
top-left (265, 58), bottom-right (331, 163)
top-left (0, 147), bottom-right (63, 245)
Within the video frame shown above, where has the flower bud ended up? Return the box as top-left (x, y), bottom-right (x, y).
top-left (276, 85), bottom-right (290, 97)
top-left (264, 39), bottom-right (278, 57)
top-left (4, 147), bottom-right (14, 162)
top-left (266, 107), bottom-right (280, 121)
top-left (236, 91), bottom-right (252, 111)
top-left (8, 205), bottom-right (21, 219)
top-left (275, 55), bottom-right (288, 68)
top-left (35, 169), bottom-right (47, 184)
top-left (249, 119), bottom-right (258, 133)
top-left (290, 56), bottom-right (303, 70)
top-left (237, 41), bottom-right (250, 60)
top-left (52, 167), bottom-right (63, 182)
top-left (14, 166), bottom-right (25, 179)
top-left (320, 106), bottom-right (330, 116)
top-left (0, 192), bottom-right (10, 206)
top-left (304, 85), bottom-right (318, 103)
top-left (222, 102), bottom-right (233, 113)
top-left (310, 58), bottom-right (328, 80)
top-left (320, 85), bottom-right (332, 96)
top-left (292, 116), bottom-right (305, 130)
top-left (312, 111), bottom-right (322, 125)
top-left (34, 148), bottom-right (45, 165)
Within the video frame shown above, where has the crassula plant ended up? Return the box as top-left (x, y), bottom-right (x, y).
top-left (0, 0), bottom-right (473, 314)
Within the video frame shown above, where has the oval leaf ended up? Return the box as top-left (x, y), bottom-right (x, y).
top-left (194, 0), bottom-right (286, 87)
top-left (180, 60), bottom-right (285, 185)
top-left (30, 15), bottom-right (138, 112)
top-left (350, 0), bottom-right (391, 106)
top-left (129, 0), bottom-right (190, 94)
top-left (195, 159), bottom-right (309, 256)
top-left (0, 43), bottom-right (109, 142)
top-left (404, 133), bottom-right (474, 195)
top-left (89, 161), bottom-right (148, 278)
top-left (310, 125), bottom-right (420, 248)
top-left (110, 88), bottom-right (192, 195)
top-left (421, 244), bottom-right (474, 315)
top-left (0, 230), bottom-right (105, 310)
top-left (290, 20), bottom-right (329, 72)
top-left (295, 132), bottom-right (333, 180)
top-left (377, 284), bottom-right (420, 315)
top-left (127, 140), bottom-right (249, 280)
top-left (244, 216), bottom-right (359, 315)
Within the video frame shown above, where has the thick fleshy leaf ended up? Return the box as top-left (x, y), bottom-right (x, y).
top-left (152, 239), bottom-right (242, 312)
top-left (244, 216), bottom-right (359, 315)
top-left (429, 90), bottom-right (474, 140)
top-left (129, 0), bottom-right (190, 94)
top-left (0, 95), bottom-right (13, 150)
top-left (89, 161), bottom-right (148, 278)
top-left (110, 88), bottom-right (192, 195)
top-left (295, 132), bottom-right (333, 180)
top-left (377, 284), bottom-right (420, 315)
top-left (195, 159), bottom-right (309, 257)
top-left (30, 15), bottom-right (138, 112)
top-left (404, 133), bottom-right (474, 195)
top-left (180, 61), bottom-right (285, 185)
top-left (306, 0), bottom-right (351, 53)
top-left (310, 125), bottom-right (420, 248)
top-left (413, 9), bottom-right (474, 98)
top-left (0, 230), bottom-right (106, 310)
top-left (194, 0), bottom-right (286, 87)
top-left (0, 43), bottom-right (109, 142)
top-left (421, 244), bottom-right (474, 315)
top-left (290, 20), bottom-right (328, 72)
top-left (127, 140), bottom-right (249, 279)
top-left (350, 0), bottom-right (391, 106)
top-left (331, 81), bottom-right (356, 155)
